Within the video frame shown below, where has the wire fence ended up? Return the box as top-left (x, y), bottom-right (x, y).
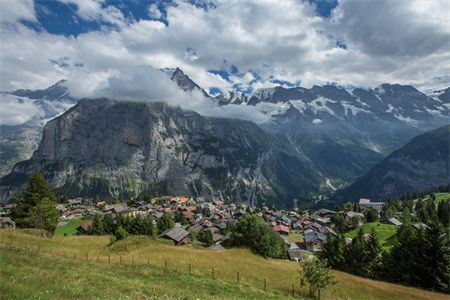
top-left (0, 234), bottom-right (302, 298)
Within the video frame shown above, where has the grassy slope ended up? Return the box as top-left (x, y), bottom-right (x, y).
top-left (345, 222), bottom-right (397, 250)
top-left (54, 219), bottom-right (85, 236)
top-left (1, 229), bottom-right (448, 300)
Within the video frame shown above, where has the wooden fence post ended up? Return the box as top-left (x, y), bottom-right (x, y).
top-left (164, 259), bottom-right (167, 271)
top-left (292, 283), bottom-right (295, 297)
top-left (212, 268), bottom-right (215, 279)
top-left (264, 278), bottom-right (267, 291)
top-left (237, 272), bottom-right (240, 283)
top-left (86, 253), bottom-right (88, 261)
top-left (120, 256), bottom-right (122, 265)
top-left (108, 255), bottom-right (111, 264)
top-left (188, 263), bottom-right (191, 274)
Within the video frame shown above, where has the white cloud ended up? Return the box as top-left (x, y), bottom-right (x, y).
top-left (64, 65), bottom-right (270, 123)
top-left (0, 0), bottom-right (448, 100)
top-left (0, 0), bottom-right (36, 24)
top-left (0, 94), bottom-right (42, 125)
top-left (148, 3), bottom-right (163, 19)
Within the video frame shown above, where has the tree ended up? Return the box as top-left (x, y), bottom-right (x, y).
top-left (114, 225), bottom-right (128, 240)
top-left (346, 228), bottom-right (366, 276)
top-left (11, 173), bottom-right (59, 234)
top-left (321, 233), bottom-right (346, 270)
top-left (364, 208), bottom-right (379, 223)
top-left (198, 230), bottom-right (213, 247)
top-left (437, 200), bottom-right (449, 226)
top-left (102, 214), bottom-right (115, 234)
top-left (142, 213), bottom-right (156, 237)
top-left (157, 212), bottom-right (175, 234)
top-left (331, 214), bottom-right (347, 233)
top-left (174, 210), bottom-right (188, 225)
top-left (230, 214), bottom-right (287, 259)
top-left (91, 214), bottom-right (104, 235)
top-left (300, 258), bottom-right (336, 300)
top-left (28, 197), bottom-right (60, 233)
top-left (415, 221), bottom-right (450, 292)
top-left (364, 228), bottom-right (382, 278)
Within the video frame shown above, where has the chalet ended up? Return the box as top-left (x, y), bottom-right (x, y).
top-left (77, 223), bottom-right (92, 235)
top-left (68, 197), bottom-right (83, 206)
top-left (359, 198), bottom-right (384, 212)
top-left (210, 243), bottom-right (225, 250)
top-left (317, 208), bottom-right (337, 218)
top-left (304, 231), bottom-right (327, 251)
top-left (413, 222), bottom-right (430, 230)
top-left (386, 217), bottom-right (403, 227)
top-left (273, 224), bottom-right (290, 235)
top-left (287, 249), bottom-right (302, 261)
top-left (159, 226), bottom-right (191, 245)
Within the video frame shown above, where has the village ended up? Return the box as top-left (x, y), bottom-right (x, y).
top-left (0, 195), bottom-right (410, 261)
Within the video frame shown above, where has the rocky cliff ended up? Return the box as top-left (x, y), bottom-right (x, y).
top-left (0, 98), bottom-right (322, 207)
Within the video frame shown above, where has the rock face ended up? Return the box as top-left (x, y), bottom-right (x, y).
top-left (334, 124), bottom-right (450, 202)
top-left (0, 80), bottom-right (77, 177)
top-left (0, 99), bottom-right (322, 207)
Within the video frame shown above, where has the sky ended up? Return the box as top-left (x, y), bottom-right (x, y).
top-left (0, 0), bottom-right (449, 98)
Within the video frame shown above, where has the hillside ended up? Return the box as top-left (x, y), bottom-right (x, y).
top-left (0, 229), bottom-right (448, 300)
top-left (334, 124), bottom-right (450, 202)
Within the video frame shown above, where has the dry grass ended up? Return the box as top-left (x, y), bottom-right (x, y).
top-left (1, 229), bottom-right (448, 300)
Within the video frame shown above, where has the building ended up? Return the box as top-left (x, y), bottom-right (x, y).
top-left (359, 198), bottom-right (384, 212)
top-left (159, 226), bottom-right (191, 245)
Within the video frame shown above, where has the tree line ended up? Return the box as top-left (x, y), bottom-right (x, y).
top-left (322, 220), bottom-right (450, 293)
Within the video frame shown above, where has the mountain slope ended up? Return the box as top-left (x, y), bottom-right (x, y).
top-left (334, 124), bottom-right (450, 202)
top-left (0, 98), bottom-right (323, 207)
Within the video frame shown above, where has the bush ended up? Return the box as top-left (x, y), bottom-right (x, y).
top-left (231, 214), bottom-right (287, 259)
top-left (114, 226), bottom-right (128, 240)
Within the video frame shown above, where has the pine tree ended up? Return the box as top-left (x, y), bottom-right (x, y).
top-left (364, 228), bottom-right (382, 278)
top-left (114, 225), bottom-right (128, 240)
top-left (384, 222), bottom-right (417, 284)
top-left (91, 214), bottom-right (104, 235)
top-left (437, 200), bottom-right (449, 226)
top-left (102, 214), bottom-right (115, 234)
top-left (416, 221), bottom-right (450, 292)
top-left (11, 173), bottom-right (59, 233)
top-left (346, 228), bottom-right (365, 276)
top-left (322, 233), bottom-right (346, 270)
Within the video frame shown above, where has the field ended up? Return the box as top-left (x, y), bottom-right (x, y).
top-left (54, 219), bottom-right (85, 236)
top-left (1, 229), bottom-right (449, 299)
top-left (345, 221), bottom-right (397, 250)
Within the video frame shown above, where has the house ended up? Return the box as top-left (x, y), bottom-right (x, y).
top-left (287, 249), bottom-right (302, 261)
top-left (77, 223), bottom-right (92, 235)
top-left (359, 198), bottom-right (384, 212)
top-left (317, 208), bottom-right (337, 218)
top-left (159, 226), bottom-right (191, 245)
top-left (413, 222), bottom-right (430, 230)
top-left (304, 231), bottom-right (327, 251)
top-left (273, 224), bottom-right (290, 235)
top-left (0, 217), bottom-right (15, 229)
top-left (210, 243), bottom-right (225, 250)
top-left (386, 217), bottom-right (403, 227)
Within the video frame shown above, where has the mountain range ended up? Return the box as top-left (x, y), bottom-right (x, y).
top-left (0, 68), bottom-right (449, 207)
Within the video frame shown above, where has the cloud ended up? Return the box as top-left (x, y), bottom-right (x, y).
top-left (0, 0), bottom-right (36, 24)
top-left (64, 65), bottom-right (270, 123)
top-left (0, 0), bottom-right (448, 98)
top-left (0, 93), bottom-right (42, 125)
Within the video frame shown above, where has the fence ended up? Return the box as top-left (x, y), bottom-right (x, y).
top-left (0, 234), bottom-right (303, 298)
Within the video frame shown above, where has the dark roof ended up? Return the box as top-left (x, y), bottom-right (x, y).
top-left (287, 249), bottom-right (302, 261)
top-left (159, 227), bottom-right (189, 242)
